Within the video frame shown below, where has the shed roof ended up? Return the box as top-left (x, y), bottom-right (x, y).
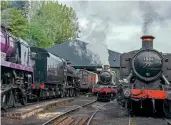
top-left (46, 39), bottom-right (121, 68)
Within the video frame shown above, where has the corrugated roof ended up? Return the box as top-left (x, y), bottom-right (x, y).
top-left (46, 39), bottom-right (121, 67)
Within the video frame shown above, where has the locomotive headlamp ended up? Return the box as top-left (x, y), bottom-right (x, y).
top-left (166, 91), bottom-right (171, 100)
top-left (123, 88), bottom-right (131, 98)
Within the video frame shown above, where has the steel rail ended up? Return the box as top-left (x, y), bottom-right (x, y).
top-left (165, 118), bottom-right (171, 125)
top-left (86, 102), bottom-right (111, 125)
top-left (42, 100), bottom-right (97, 125)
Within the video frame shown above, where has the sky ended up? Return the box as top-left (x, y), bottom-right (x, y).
top-left (58, 1), bottom-right (171, 54)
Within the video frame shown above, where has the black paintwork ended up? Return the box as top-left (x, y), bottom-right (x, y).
top-left (118, 36), bottom-right (171, 117)
top-left (99, 71), bottom-right (112, 84)
top-left (30, 47), bottom-right (64, 85)
top-left (133, 49), bottom-right (163, 82)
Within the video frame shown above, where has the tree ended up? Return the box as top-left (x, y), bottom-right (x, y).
top-left (27, 22), bottom-right (54, 48)
top-left (1, 0), bottom-right (9, 11)
top-left (1, 8), bottom-right (28, 38)
top-left (29, 1), bottom-right (80, 47)
top-left (1, 1), bottom-right (80, 48)
top-left (9, 1), bottom-right (31, 22)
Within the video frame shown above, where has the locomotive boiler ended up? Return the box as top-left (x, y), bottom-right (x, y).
top-left (94, 65), bottom-right (117, 101)
top-left (117, 35), bottom-right (171, 118)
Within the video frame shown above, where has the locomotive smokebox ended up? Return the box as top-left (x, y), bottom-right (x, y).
top-left (141, 35), bottom-right (155, 49)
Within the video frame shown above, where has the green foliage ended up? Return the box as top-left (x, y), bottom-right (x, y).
top-left (27, 23), bottom-right (54, 48)
top-left (30, 1), bottom-right (79, 47)
top-left (10, 1), bottom-right (30, 19)
top-left (1, 8), bottom-right (28, 38)
top-left (1, 0), bottom-right (9, 11)
top-left (1, 1), bottom-right (80, 48)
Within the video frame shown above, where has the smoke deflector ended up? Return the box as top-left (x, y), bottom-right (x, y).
top-left (141, 35), bottom-right (155, 49)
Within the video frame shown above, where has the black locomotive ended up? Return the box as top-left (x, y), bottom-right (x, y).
top-left (117, 35), bottom-right (171, 118)
top-left (30, 47), bottom-right (80, 101)
top-left (94, 65), bottom-right (117, 102)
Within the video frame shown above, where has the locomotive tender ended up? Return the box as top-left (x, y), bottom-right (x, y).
top-left (117, 35), bottom-right (171, 118)
top-left (94, 65), bottom-right (117, 101)
top-left (1, 26), bottom-right (80, 109)
top-left (31, 47), bottom-right (80, 100)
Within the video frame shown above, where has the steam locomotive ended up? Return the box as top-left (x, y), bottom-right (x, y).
top-left (117, 35), bottom-right (171, 118)
top-left (1, 26), bottom-right (80, 110)
top-left (93, 65), bottom-right (117, 102)
top-left (30, 47), bottom-right (80, 100)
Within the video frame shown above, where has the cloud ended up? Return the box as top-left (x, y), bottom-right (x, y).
top-left (59, 1), bottom-right (171, 54)
top-left (78, 18), bottom-right (89, 29)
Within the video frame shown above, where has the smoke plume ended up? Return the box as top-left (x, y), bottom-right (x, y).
top-left (139, 1), bottom-right (165, 35)
top-left (67, 1), bottom-right (110, 66)
top-left (84, 19), bottom-right (110, 65)
top-left (59, 1), bottom-right (171, 54)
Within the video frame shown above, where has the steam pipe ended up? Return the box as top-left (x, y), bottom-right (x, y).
top-left (162, 74), bottom-right (170, 85)
top-left (126, 72), bottom-right (133, 82)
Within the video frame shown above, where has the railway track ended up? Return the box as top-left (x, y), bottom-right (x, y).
top-left (42, 100), bottom-right (97, 125)
top-left (42, 100), bottom-right (111, 125)
top-left (165, 118), bottom-right (171, 125)
top-left (86, 102), bottom-right (110, 125)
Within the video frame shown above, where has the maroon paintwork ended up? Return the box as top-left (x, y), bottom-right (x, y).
top-left (0, 30), bottom-right (15, 56)
top-left (0, 30), bottom-right (6, 52)
top-left (1, 58), bottom-right (33, 72)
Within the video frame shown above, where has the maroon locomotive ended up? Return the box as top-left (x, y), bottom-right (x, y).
top-left (1, 26), bottom-right (80, 110)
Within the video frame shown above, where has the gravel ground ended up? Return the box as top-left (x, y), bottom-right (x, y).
top-left (89, 100), bottom-right (169, 125)
top-left (91, 100), bottom-right (130, 125)
top-left (50, 101), bottom-right (109, 125)
top-left (131, 117), bottom-right (168, 125)
top-left (2, 96), bottom-right (169, 125)
top-left (49, 99), bottom-right (128, 125)
top-left (65, 101), bottom-right (107, 117)
top-left (1, 95), bottom-right (96, 125)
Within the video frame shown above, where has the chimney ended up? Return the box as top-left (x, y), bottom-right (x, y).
top-left (141, 35), bottom-right (155, 49)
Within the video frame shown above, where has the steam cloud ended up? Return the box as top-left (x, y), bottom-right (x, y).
top-left (68, 1), bottom-right (110, 65)
top-left (85, 19), bottom-right (110, 65)
top-left (59, 1), bottom-right (171, 54)
top-left (139, 1), bottom-right (165, 35)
